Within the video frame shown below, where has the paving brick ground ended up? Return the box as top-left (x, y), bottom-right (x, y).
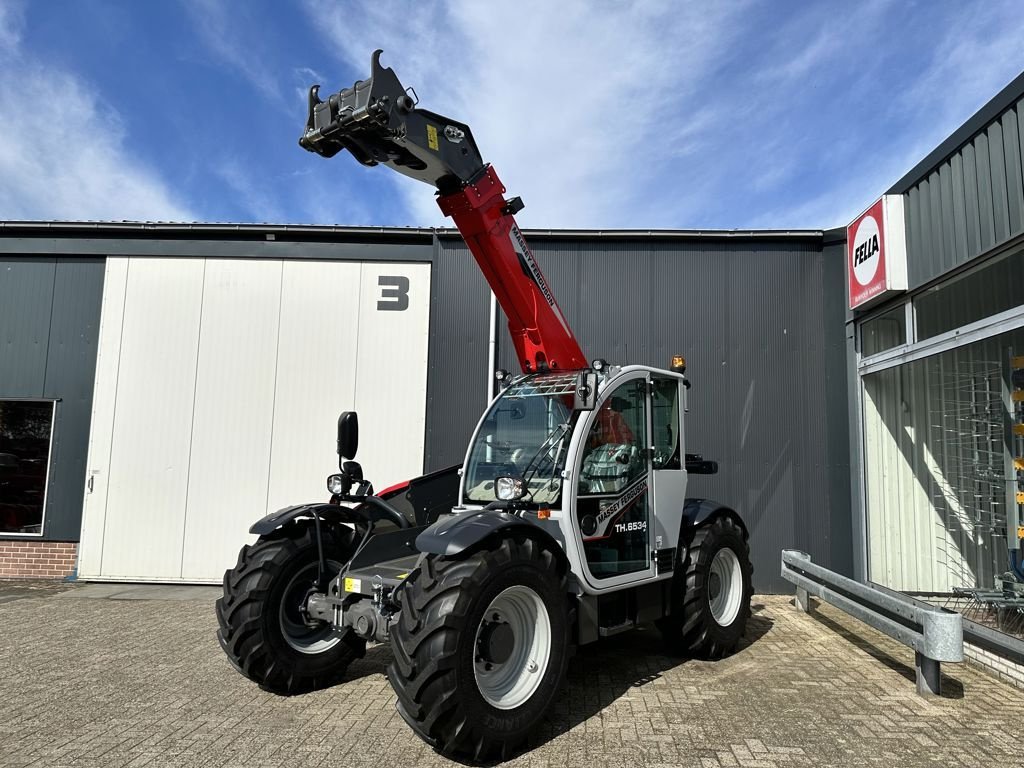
top-left (0, 586), bottom-right (1021, 768)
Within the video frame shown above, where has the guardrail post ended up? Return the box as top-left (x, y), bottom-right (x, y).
top-left (915, 652), bottom-right (941, 696)
top-left (780, 549), bottom-right (963, 699)
top-left (795, 585), bottom-right (811, 612)
top-left (784, 550), bottom-right (812, 612)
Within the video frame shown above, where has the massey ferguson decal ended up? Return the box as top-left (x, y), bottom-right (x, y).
top-left (847, 195), bottom-right (908, 310)
top-left (509, 226), bottom-right (574, 336)
top-left (581, 477), bottom-right (648, 541)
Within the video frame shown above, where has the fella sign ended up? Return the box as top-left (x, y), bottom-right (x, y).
top-left (847, 195), bottom-right (908, 310)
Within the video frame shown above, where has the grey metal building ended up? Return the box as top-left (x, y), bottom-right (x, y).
top-left (0, 225), bottom-right (849, 591)
top-left (848, 71), bottom-right (1024, 598)
top-left (3, 69), bottom-right (1023, 601)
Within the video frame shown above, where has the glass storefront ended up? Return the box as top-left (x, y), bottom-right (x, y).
top-left (860, 304), bottom-right (906, 357)
top-left (863, 329), bottom-right (1023, 593)
top-left (915, 245), bottom-right (1024, 340)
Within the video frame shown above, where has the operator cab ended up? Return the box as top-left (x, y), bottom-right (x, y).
top-left (460, 364), bottom-right (690, 591)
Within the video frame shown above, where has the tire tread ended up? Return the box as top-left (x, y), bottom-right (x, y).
top-left (215, 520), bottom-right (363, 695)
top-left (387, 534), bottom-right (568, 760)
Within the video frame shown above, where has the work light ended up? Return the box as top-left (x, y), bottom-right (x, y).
top-left (495, 476), bottom-right (525, 501)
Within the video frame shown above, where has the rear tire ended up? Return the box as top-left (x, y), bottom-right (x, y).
top-left (216, 520), bottom-right (365, 694)
top-left (387, 535), bottom-right (569, 761)
top-left (658, 515), bottom-right (753, 658)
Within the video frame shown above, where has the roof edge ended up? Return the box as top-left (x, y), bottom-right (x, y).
top-left (0, 220), bottom-right (824, 241)
top-left (887, 69), bottom-right (1024, 195)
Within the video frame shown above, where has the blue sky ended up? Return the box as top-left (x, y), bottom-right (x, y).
top-left (1, 0), bottom-right (1022, 230)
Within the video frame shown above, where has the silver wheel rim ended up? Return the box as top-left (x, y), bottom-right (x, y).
top-left (708, 548), bottom-right (743, 626)
top-left (278, 560), bottom-right (341, 654)
top-left (473, 585), bottom-right (552, 710)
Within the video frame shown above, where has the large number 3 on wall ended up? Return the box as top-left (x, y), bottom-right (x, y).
top-left (377, 275), bottom-right (410, 311)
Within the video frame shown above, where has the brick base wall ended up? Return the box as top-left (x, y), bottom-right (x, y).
top-left (965, 642), bottom-right (1024, 690)
top-left (0, 540), bottom-right (78, 580)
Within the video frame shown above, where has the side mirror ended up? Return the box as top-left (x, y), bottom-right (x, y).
top-left (337, 411), bottom-right (358, 464)
top-left (574, 370), bottom-right (599, 411)
top-left (685, 453), bottom-right (718, 474)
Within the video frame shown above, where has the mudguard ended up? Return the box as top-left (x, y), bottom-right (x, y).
top-left (682, 498), bottom-right (749, 539)
top-left (416, 508), bottom-right (567, 565)
top-left (249, 502), bottom-right (381, 535)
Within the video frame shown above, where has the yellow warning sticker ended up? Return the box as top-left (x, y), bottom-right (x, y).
top-left (1018, 491), bottom-right (1024, 504)
top-left (1014, 424), bottom-right (1024, 436)
top-left (396, 573), bottom-right (408, 580)
top-left (426, 124), bottom-right (439, 151)
top-left (343, 577), bottom-right (362, 594)
top-left (1013, 391), bottom-right (1024, 402)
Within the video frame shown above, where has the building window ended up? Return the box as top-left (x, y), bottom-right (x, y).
top-left (915, 243), bottom-right (1024, 341)
top-left (862, 328), bottom-right (1023, 607)
top-left (860, 304), bottom-right (907, 357)
top-left (0, 400), bottom-right (55, 535)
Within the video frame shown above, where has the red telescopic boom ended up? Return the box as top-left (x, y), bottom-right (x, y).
top-left (437, 167), bottom-right (585, 372)
top-left (299, 50), bottom-right (587, 374)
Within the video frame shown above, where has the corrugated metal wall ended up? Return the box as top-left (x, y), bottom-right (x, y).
top-left (1, 228), bottom-right (853, 592)
top-left (423, 238), bottom-right (494, 472)
top-left (0, 256), bottom-right (105, 541)
top-left (903, 95), bottom-right (1024, 288)
top-left (429, 235), bottom-right (852, 592)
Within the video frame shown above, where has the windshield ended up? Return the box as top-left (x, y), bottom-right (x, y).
top-left (463, 374), bottom-right (578, 505)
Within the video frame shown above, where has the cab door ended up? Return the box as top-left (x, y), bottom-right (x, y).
top-left (570, 373), bottom-right (655, 588)
top-left (649, 376), bottom-right (688, 560)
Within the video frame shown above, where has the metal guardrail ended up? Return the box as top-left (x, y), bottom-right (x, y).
top-left (781, 550), bottom-right (963, 696)
top-left (872, 583), bottom-right (1024, 666)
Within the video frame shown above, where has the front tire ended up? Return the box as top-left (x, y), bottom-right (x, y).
top-left (658, 514), bottom-right (753, 658)
top-left (387, 535), bottom-right (569, 762)
top-left (215, 519), bottom-right (365, 694)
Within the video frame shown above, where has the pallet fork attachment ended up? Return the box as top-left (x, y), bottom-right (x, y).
top-left (300, 49), bottom-right (485, 195)
top-left (300, 49), bottom-right (586, 373)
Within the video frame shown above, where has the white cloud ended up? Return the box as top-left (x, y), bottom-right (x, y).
top-left (0, 26), bottom-right (194, 221)
top-left (181, 0), bottom-right (287, 108)
top-left (0, 0), bottom-right (24, 55)
top-left (751, 1), bottom-right (1024, 230)
top-left (213, 159), bottom-right (285, 224)
top-left (304, 0), bottom-right (1024, 232)
top-left (303, 0), bottom-right (748, 228)
top-left (900, 4), bottom-right (1024, 141)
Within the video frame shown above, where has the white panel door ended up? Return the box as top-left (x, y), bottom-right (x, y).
top-left (81, 257), bottom-right (432, 582)
top-left (353, 263), bottom-right (431, 491)
top-left (78, 258), bottom-right (130, 578)
top-left (266, 260), bottom-right (363, 512)
top-left (180, 259), bottom-right (283, 581)
top-left (87, 258), bottom-right (205, 579)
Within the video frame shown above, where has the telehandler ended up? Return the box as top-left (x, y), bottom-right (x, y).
top-left (217, 50), bottom-right (753, 761)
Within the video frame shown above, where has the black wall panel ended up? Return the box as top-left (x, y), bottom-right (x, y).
top-left (0, 257), bottom-right (105, 542)
top-left (429, 234), bottom-right (852, 592)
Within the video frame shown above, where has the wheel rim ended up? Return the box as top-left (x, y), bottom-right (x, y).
top-left (278, 560), bottom-right (342, 654)
top-left (473, 585), bottom-right (552, 710)
top-left (708, 547), bottom-right (743, 626)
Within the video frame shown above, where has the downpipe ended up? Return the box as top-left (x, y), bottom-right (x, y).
top-left (487, 290), bottom-right (498, 400)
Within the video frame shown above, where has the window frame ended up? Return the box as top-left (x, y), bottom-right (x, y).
top-left (0, 398), bottom-right (57, 538)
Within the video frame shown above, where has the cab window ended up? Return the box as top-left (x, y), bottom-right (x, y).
top-left (651, 378), bottom-right (681, 470)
